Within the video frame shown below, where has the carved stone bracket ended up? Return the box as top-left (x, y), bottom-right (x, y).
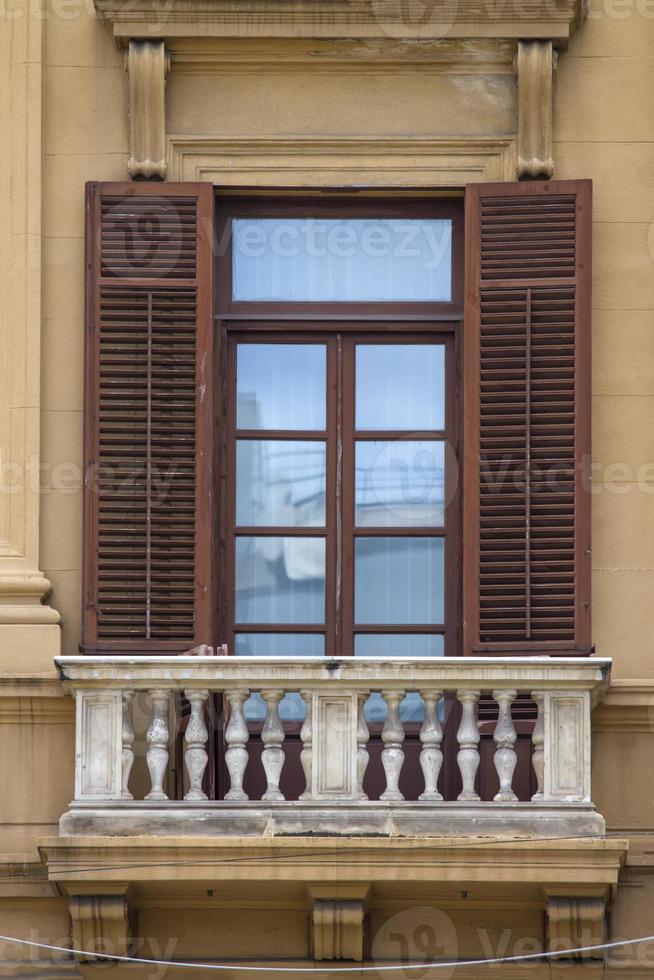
top-left (543, 888), bottom-right (607, 960)
top-left (516, 40), bottom-right (557, 180)
top-left (69, 887), bottom-right (132, 961)
top-left (125, 40), bottom-right (170, 180)
top-left (308, 884), bottom-right (370, 962)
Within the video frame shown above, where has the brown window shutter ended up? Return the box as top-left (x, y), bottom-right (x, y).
top-left (83, 182), bottom-right (214, 653)
top-left (463, 180), bottom-right (591, 656)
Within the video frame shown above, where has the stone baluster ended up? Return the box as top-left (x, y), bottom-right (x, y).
top-left (456, 690), bottom-right (481, 802)
top-left (356, 692), bottom-right (370, 801)
top-left (492, 689), bottom-right (518, 802)
top-left (380, 690), bottom-right (405, 802)
top-left (261, 690), bottom-right (285, 802)
top-left (224, 689), bottom-right (250, 802)
top-left (145, 689), bottom-right (170, 801)
top-left (531, 691), bottom-right (545, 801)
top-left (183, 689), bottom-right (209, 801)
top-left (299, 690), bottom-right (313, 801)
top-left (121, 691), bottom-right (135, 800)
top-left (419, 690), bottom-right (443, 802)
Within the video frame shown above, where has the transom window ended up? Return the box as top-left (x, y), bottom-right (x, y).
top-left (218, 199), bottom-right (463, 659)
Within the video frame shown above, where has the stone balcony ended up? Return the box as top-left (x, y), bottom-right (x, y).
top-left (56, 654), bottom-right (611, 839)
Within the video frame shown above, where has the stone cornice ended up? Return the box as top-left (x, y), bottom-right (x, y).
top-left (39, 835), bottom-right (627, 887)
top-left (94, 0), bottom-right (585, 46)
top-left (592, 681), bottom-right (654, 733)
top-left (167, 37), bottom-right (517, 75)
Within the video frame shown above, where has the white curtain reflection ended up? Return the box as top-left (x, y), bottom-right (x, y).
top-left (233, 218), bottom-right (452, 303)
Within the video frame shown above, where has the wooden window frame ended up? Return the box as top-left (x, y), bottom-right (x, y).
top-left (214, 195), bottom-right (464, 658)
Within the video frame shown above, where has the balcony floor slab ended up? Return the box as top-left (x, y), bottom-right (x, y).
top-left (59, 800), bottom-right (606, 839)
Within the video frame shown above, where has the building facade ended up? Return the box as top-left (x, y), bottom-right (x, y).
top-left (1, 0), bottom-right (653, 975)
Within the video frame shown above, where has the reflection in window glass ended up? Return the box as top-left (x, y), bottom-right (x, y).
top-left (363, 691), bottom-right (445, 724)
top-left (354, 634), bottom-right (444, 657)
top-left (355, 537), bottom-right (444, 625)
top-left (355, 441), bottom-right (444, 527)
top-left (235, 536), bottom-right (326, 624)
top-left (356, 345), bottom-right (445, 431)
top-left (232, 218), bottom-right (452, 302)
top-left (236, 344), bottom-right (326, 431)
top-left (244, 691), bottom-right (307, 723)
top-left (237, 440), bottom-right (326, 528)
top-left (234, 633), bottom-right (324, 657)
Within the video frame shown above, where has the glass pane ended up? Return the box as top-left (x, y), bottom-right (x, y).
top-left (232, 218), bottom-right (452, 302)
top-left (237, 440), bottom-right (326, 527)
top-left (235, 536), bottom-right (326, 624)
top-left (234, 633), bottom-right (325, 657)
top-left (355, 441), bottom-right (445, 527)
top-left (244, 692), bottom-right (307, 723)
top-left (355, 537), bottom-right (444, 624)
top-left (236, 344), bottom-right (326, 431)
top-left (356, 344), bottom-right (445, 431)
top-left (363, 691), bottom-right (444, 724)
top-left (354, 634), bottom-right (444, 657)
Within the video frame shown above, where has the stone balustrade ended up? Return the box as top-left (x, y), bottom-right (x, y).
top-left (56, 655), bottom-right (611, 838)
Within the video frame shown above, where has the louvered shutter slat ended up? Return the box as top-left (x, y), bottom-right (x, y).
top-left (464, 180), bottom-right (591, 655)
top-left (84, 183), bottom-right (213, 652)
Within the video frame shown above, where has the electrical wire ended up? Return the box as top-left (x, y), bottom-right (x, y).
top-left (1, 933), bottom-right (653, 973)
top-left (0, 832), bottom-right (639, 884)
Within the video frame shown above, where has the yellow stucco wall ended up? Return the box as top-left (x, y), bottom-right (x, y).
top-left (1, 0), bottom-right (654, 971)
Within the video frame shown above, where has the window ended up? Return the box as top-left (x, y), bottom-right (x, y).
top-left (226, 335), bottom-right (455, 659)
top-left (83, 181), bottom-right (591, 658)
top-left (217, 200), bottom-right (463, 659)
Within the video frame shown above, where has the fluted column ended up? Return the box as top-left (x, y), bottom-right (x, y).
top-left (492, 689), bottom-right (518, 802)
top-left (225, 690), bottom-right (250, 802)
top-left (380, 691), bottom-right (405, 802)
top-left (183, 689), bottom-right (209, 801)
top-left (145, 690), bottom-right (170, 801)
top-left (419, 690), bottom-right (443, 802)
top-left (261, 690), bottom-right (285, 802)
top-left (456, 690), bottom-right (480, 802)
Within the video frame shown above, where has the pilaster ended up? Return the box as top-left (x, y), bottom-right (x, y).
top-left (0, 0), bottom-right (60, 631)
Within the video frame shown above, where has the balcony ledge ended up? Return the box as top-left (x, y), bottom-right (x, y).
top-left (60, 798), bottom-right (606, 839)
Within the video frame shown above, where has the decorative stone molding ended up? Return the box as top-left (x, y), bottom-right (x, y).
top-left (69, 888), bottom-right (132, 960)
top-left (516, 40), bottom-right (556, 179)
top-left (125, 40), bottom-right (170, 180)
top-left (592, 682), bottom-right (654, 733)
top-left (308, 884), bottom-right (370, 962)
top-left (42, 837), bottom-right (627, 893)
top-left (94, 0), bottom-right (586, 45)
top-left (168, 38), bottom-right (516, 76)
top-left (543, 888), bottom-right (608, 959)
top-left (167, 135), bottom-right (517, 186)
